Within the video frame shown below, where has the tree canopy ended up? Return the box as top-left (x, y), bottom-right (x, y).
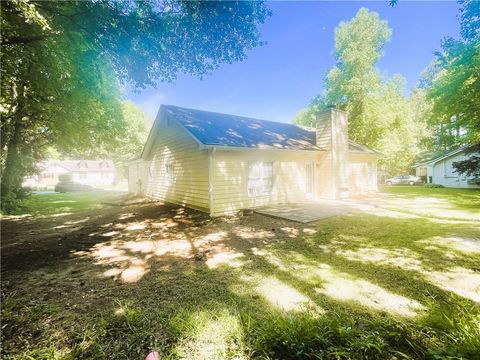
top-left (422, 0), bottom-right (479, 149)
top-left (420, 0), bottom-right (479, 176)
top-left (0, 0), bottom-right (270, 212)
top-left (296, 8), bottom-right (428, 175)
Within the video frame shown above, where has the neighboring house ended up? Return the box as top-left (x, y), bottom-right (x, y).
top-left (413, 148), bottom-right (479, 188)
top-left (24, 160), bottom-right (116, 188)
top-left (128, 105), bottom-right (378, 216)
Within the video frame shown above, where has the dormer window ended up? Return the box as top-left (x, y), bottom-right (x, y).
top-left (78, 161), bottom-right (88, 169)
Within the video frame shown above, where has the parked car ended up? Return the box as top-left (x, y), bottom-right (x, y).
top-left (385, 174), bottom-right (423, 186)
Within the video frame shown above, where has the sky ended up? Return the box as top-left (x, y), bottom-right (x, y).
top-left (125, 1), bottom-right (461, 124)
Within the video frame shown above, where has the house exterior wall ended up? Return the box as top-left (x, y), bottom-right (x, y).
top-left (38, 165), bottom-right (69, 187)
top-left (143, 120), bottom-right (210, 211)
top-left (128, 159), bottom-right (149, 195)
top-left (348, 153), bottom-right (378, 194)
top-left (72, 171), bottom-right (115, 185)
top-left (132, 107), bottom-right (379, 217)
top-left (431, 152), bottom-right (479, 188)
top-left (210, 149), bottom-right (320, 216)
top-left (27, 164), bottom-right (114, 188)
top-left (316, 109), bottom-right (349, 199)
top-left (415, 165), bottom-right (434, 183)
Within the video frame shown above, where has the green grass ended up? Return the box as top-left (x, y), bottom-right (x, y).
top-left (380, 185), bottom-right (480, 211)
top-left (9, 191), bottom-right (123, 216)
top-left (2, 187), bottom-right (480, 359)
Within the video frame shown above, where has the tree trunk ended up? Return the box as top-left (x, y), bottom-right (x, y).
top-left (1, 115), bottom-right (23, 194)
top-left (1, 85), bottom-right (26, 209)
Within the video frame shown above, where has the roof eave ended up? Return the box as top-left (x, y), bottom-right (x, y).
top-left (204, 144), bottom-right (324, 152)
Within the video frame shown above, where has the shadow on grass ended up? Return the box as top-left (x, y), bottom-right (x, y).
top-left (380, 185), bottom-right (480, 211)
top-left (2, 202), bottom-right (480, 359)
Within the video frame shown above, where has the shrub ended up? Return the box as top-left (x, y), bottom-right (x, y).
top-left (58, 173), bottom-right (72, 182)
top-left (424, 184), bottom-right (445, 188)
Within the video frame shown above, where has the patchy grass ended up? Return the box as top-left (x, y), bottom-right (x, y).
top-left (380, 185), bottom-right (480, 210)
top-left (8, 191), bottom-right (125, 217)
top-left (379, 185), bottom-right (480, 221)
top-left (1, 188), bottom-right (480, 359)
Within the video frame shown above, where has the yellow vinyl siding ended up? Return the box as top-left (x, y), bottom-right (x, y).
top-left (128, 159), bottom-right (149, 195)
top-left (348, 153), bottom-right (378, 194)
top-left (210, 150), bottom-right (319, 216)
top-left (145, 121), bottom-right (209, 211)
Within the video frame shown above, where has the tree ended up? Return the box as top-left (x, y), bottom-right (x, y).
top-left (321, 8), bottom-right (391, 147)
top-left (422, 0), bottom-right (479, 176)
top-left (297, 8), bottom-right (428, 175)
top-left (423, 0), bottom-right (479, 149)
top-left (294, 107), bottom-right (319, 127)
top-left (114, 101), bottom-right (151, 179)
top-left (1, 0), bottom-right (271, 212)
top-left (453, 143), bottom-right (480, 178)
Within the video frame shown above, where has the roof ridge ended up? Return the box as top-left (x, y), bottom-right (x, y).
top-left (162, 104), bottom-right (305, 129)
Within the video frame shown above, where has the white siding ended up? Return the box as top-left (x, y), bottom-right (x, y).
top-left (348, 153), bottom-right (378, 194)
top-left (128, 160), bottom-right (148, 194)
top-left (432, 152), bottom-right (479, 188)
top-left (72, 171), bottom-right (114, 185)
top-left (211, 149), bottom-right (320, 216)
top-left (145, 121), bottom-right (209, 211)
top-left (316, 109), bottom-right (349, 199)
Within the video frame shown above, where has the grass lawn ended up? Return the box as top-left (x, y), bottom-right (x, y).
top-left (378, 185), bottom-right (480, 221)
top-left (1, 187), bottom-right (479, 359)
top-left (6, 191), bottom-right (126, 217)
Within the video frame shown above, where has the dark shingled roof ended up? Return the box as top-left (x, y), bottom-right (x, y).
top-left (164, 105), bottom-right (319, 150)
top-left (162, 105), bottom-right (376, 154)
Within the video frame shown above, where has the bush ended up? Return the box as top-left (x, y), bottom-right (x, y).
top-left (424, 184), bottom-right (445, 188)
top-left (54, 181), bottom-right (92, 193)
top-left (467, 177), bottom-right (480, 185)
top-left (1, 186), bottom-right (32, 214)
top-left (58, 173), bottom-right (72, 182)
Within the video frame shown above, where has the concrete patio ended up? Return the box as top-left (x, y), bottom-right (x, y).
top-left (254, 199), bottom-right (372, 223)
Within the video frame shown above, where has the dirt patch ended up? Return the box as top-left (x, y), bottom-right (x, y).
top-left (1, 194), bottom-right (315, 356)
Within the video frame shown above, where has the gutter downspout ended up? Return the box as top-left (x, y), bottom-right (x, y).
top-left (208, 147), bottom-right (216, 217)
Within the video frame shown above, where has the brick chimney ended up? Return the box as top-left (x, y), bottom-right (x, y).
top-left (316, 107), bottom-right (350, 199)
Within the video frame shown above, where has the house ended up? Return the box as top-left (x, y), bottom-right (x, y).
top-left (24, 160), bottom-right (116, 189)
top-left (413, 148), bottom-right (479, 188)
top-left (128, 105), bottom-right (378, 217)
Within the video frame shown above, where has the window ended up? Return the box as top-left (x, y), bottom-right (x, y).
top-left (148, 164), bottom-right (154, 181)
top-left (248, 162), bottom-right (274, 197)
top-left (165, 163), bottom-right (173, 185)
top-left (444, 160), bottom-right (457, 177)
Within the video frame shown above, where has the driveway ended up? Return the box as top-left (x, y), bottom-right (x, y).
top-left (254, 199), bottom-right (373, 223)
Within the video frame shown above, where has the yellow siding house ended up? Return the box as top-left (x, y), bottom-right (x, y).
top-left (128, 105), bottom-right (378, 216)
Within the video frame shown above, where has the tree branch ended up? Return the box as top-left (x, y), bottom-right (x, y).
top-left (1, 35), bottom-right (48, 46)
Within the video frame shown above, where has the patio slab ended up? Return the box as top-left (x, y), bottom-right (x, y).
top-left (254, 199), bottom-right (370, 223)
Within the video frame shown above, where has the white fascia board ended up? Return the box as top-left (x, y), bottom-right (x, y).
top-left (204, 144), bottom-right (323, 153)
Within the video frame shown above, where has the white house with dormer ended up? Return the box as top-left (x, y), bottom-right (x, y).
top-left (23, 160), bottom-right (116, 189)
top-left (413, 148), bottom-right (479, 188)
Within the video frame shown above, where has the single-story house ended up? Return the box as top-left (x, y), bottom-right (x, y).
top-left (413, 148), bottom-right (479, 188)
top-left (23, 160), bottom-right (116, 188)
top-left (128, 105), bottom-right (378, 216)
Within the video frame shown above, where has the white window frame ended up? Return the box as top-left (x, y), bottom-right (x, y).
top-left (247, 161), bottom-right (274, 197)
top-left (305, 160), bottom-right (315, 196)
top-left (165, 163), bottom-right (173, 185)
top-left (148, 163), bottom-right (153, 181)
